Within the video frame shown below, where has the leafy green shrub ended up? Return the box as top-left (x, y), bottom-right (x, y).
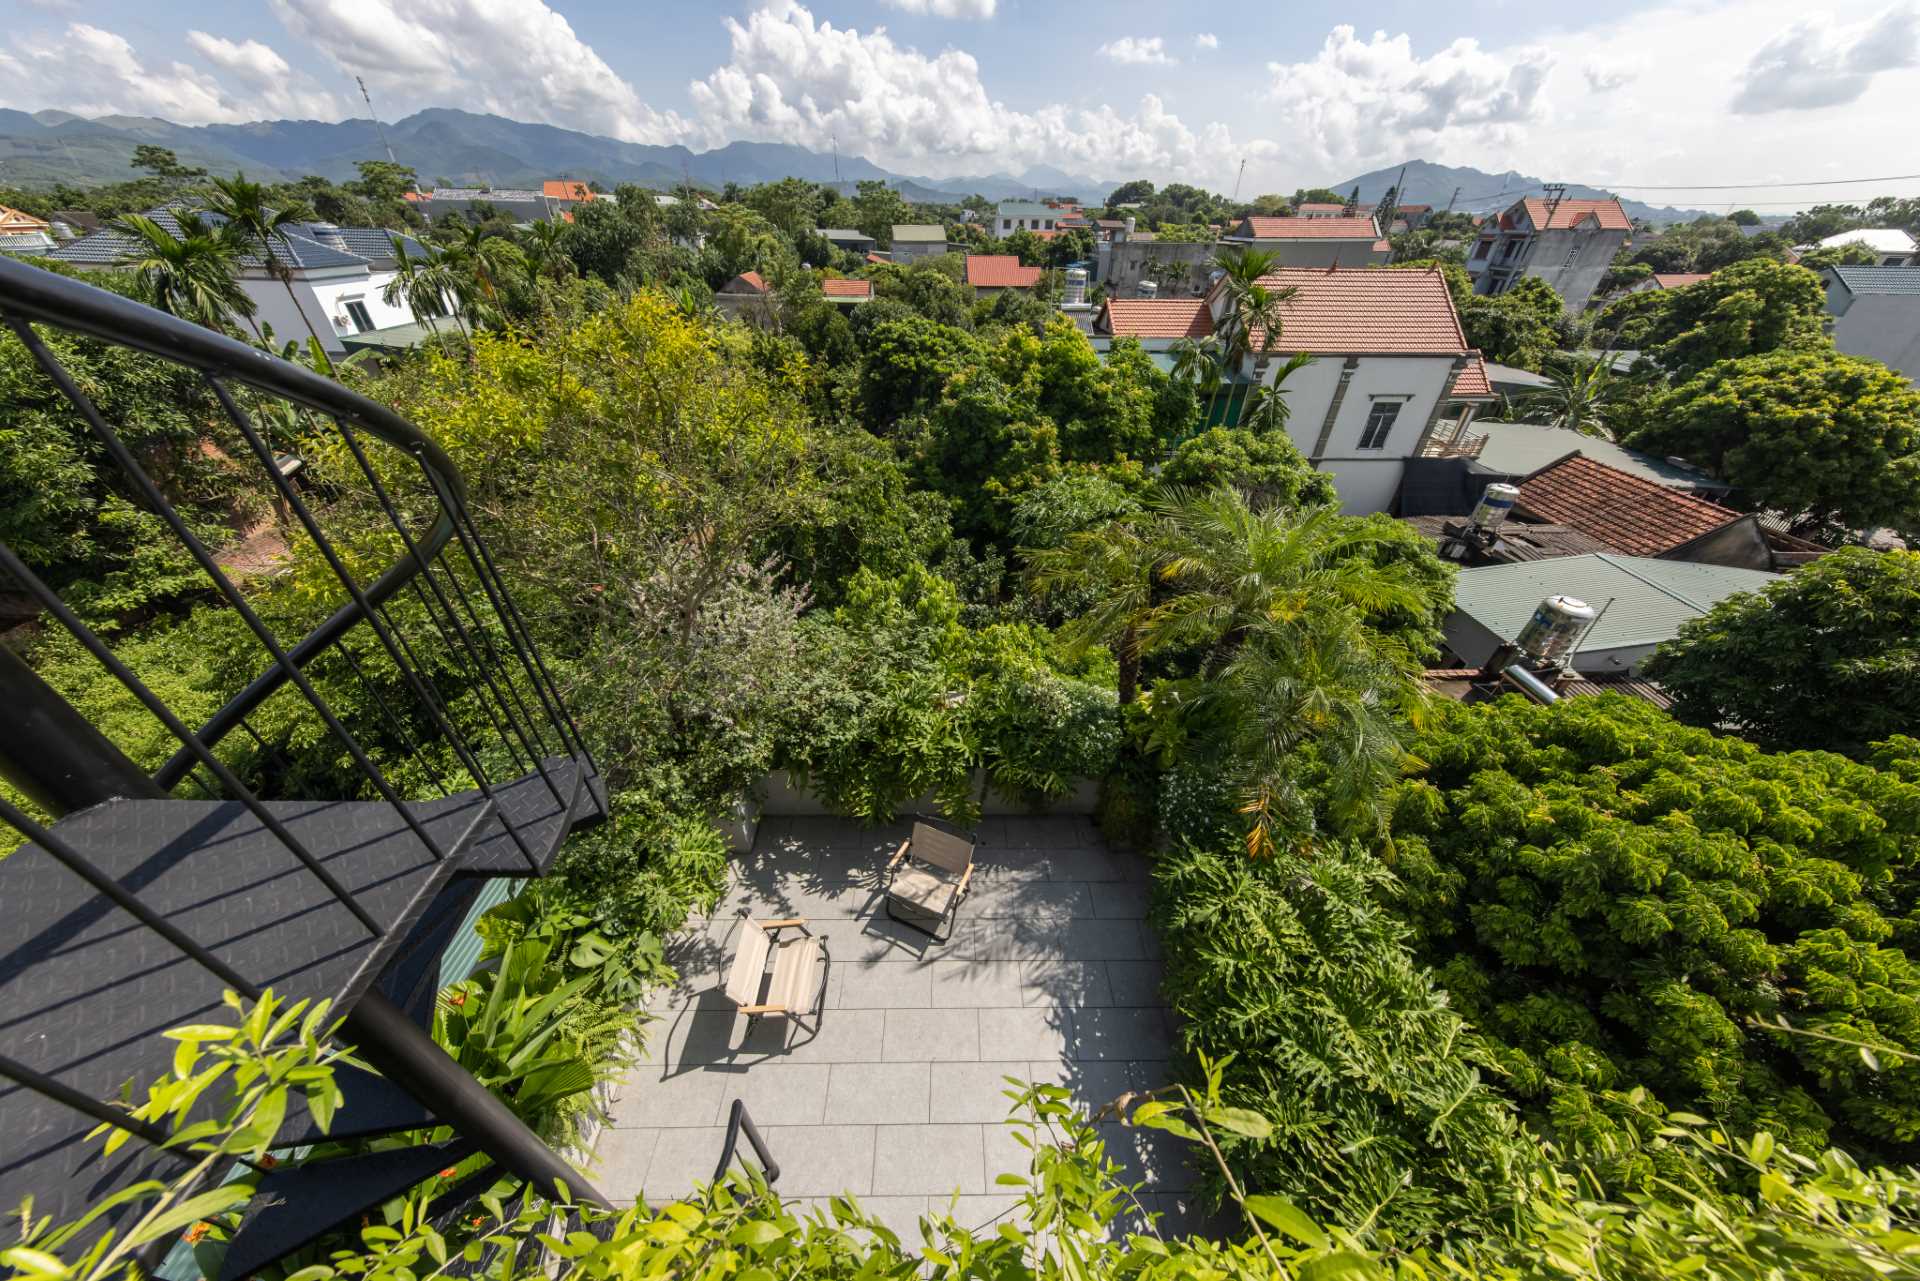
top-left (553, 803), bottom-right (730, 939)
top-left (1389, 694), bottom-right (1920, 1154)
top-left (1152, 840), bottom-right (1543, 1248)
top-left (1160, 428), bottom-right (1336, 509)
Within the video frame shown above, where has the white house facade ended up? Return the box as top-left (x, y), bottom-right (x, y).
top-left (49, 210), bottom-right (443, 355)
top-left (1097, 267), bottom-right (1487, 514)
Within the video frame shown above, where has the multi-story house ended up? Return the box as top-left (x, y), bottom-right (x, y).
top-left (993, 201), bottom-right (1059, 237)
top-left (1096, 266), bottom-right (1492, 513)
top-left (1466, 194), bottom-right (1632, 312)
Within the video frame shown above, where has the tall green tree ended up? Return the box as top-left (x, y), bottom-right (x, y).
top-left (1633, 348), bottom-right (1920, 536)
top-left (1645, 548), bottom-right (1920, 757)
top-left (202, 172), bottom-right (325, 353)
top-left (1601, 257), bottom-right (1830, 378)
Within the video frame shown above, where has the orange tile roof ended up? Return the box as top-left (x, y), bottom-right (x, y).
top-left (1100, 298), bottom-right (1213, 339)
top-left (821, 277), bottom-right (872, 298)
top-left (729, 270), bottom-right (769, 293)
top-left (1515, 197), bottom-right (1630, 232)
top-left (543, 180), bottom-right (594, 201)
top-left (1239, 216), bottom-right (1380, 240)
top-left (867, 251), bottom-right (889, 264)
top-left (1245, 267), bottom-right (1468, 354)
top-left (1516, 454), bottom-right (1738, 555)
top-left (0, 205), bottom-right (50, 233)
top-left (966, 255), bottom-right (1043, 288)
top-left (1652, 272), bottom-right (1711, 289)
top-left (1451, 351), bottom-right (1494, 398)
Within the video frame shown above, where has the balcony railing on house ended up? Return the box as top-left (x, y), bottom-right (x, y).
top-left (0, 256), bottom-right (610, 1275)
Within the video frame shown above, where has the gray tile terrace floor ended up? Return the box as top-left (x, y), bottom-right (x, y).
top-left (592, 813), bottom-right (1206, 1235)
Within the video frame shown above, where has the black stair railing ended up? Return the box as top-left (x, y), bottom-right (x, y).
top-left (0, 256), bottom-right (613, 1265)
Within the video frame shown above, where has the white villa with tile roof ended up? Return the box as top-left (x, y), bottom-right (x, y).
top-left (49, 208), bottom-right (442, 354)
top-left (1096, 266), bottom-right (1494, 514)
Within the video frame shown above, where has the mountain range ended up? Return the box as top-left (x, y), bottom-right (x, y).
top-left (1329, 158), bottom-right (1717, 225)
top-left (0, 107), bottom-right (1718, 223)
top-left (0, 107), bottom-right (1109, 205)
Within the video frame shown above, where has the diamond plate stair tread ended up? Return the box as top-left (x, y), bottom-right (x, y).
top-left (453, 754), bottom-right (606, 875)
top-left (0, 792), bottom-right (475, 1230)
top-left (218, 1138), bottom-right (482, 1281)
top-left (0, 753), bottom-right (602, 1231)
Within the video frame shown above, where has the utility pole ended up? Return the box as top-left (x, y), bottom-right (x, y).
top-left (356, 76), bottom-right (399, 168)
top-left (831, 134), bottom-right (841, 186)
top-left (1231, 158), bottom-right (1246, 203)
top-left (1384, 162), bottom-right (1407, 230)
top-left (1444, 185), bottom-right (1461, 215)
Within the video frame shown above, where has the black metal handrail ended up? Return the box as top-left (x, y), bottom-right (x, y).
top-left (713, 1099), bottom-right (780, 1186)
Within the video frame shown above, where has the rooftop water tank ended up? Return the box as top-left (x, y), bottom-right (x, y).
top-left (1515, 595), bottom-right (1598, 666)
top-left (1136, 279), bottom-right (1158, 299)
top-left (1469, 483), bottom-right (1521, 534)
top-left (1064, 266), bottom-right (1088, 307)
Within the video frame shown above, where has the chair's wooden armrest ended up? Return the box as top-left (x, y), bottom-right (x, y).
top-left (736, 1004), bottom-right (787, 1015)
top-left (757, 917), bottom-right (808, 930)
top-left (887, 839), bottom-right (911, 869)
top-left (956, 863), bottom-right (976, 896)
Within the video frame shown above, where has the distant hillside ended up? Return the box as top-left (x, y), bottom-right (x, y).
top-left (1328, 159), bottom-right (1718, 226)
top-left (0, 107), bottom-right (1114, 204)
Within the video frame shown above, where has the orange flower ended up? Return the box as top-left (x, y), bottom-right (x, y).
top-left (184, 1223), bottom-right (211, 1245)
top-left (439, 1167), bottom-right (457, 1179)
top-left (258, 1154), bottom-right (279, 1169)
top-left (449, 991), bottom-right (468, 1007)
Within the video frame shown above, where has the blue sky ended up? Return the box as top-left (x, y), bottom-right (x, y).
top-left (6, 0), bottom-right (1919, 208)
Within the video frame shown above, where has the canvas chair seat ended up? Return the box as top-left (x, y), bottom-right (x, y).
top-left (888, 864), bottom-right (959, 918)
top-left (884, 820), bottom-right (977, 942)
top-left (724, 916), bottom-right (826, 1032)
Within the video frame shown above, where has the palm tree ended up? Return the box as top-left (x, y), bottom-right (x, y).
top-left (1207, 607), bottom-right (1425, 856)
top-left (382, 241), bottom-right (441, 338)
top-left (110, 212), bottom-right (255, 335)
top-left (408, 245), bottom-right (469, 338)
top-left (1023, 511), bottom-right (1159, 705)
top-left (1240, 352), bottom-right (1317, 435)
top-left (1145, 487), bottom-right (1431, 855)
top-left (202, 173), bottom-right (324, 354)
top-left (519, 219), bottom-right (573, 287)
top-left (1141, 488), bottom-right (1433, 671)
top-left (1206, 246), bottom-right (1299, 426)
top-left (1515, 352), bottom-right (1624, 438)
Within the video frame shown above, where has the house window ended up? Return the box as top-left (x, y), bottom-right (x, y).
top-left (1472, 239), bottom-right (1491, 260)
top-left (1357, 398), bottom-right (1406, 450)
top-left (1564, 241), bottom-right (1583, 268)
top-left (343, 299), bottom-right (374, 332)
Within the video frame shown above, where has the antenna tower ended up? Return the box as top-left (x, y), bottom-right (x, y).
top-left (356, 76), bottom-right (400, 168)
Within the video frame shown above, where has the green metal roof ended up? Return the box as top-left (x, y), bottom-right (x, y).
top-left (1471, 422), bottom-right (1723, 491)
top-left (997, 201), bottom-right (1058, 217)
top-left (339, 320), bottom-right (443, 351)
top-left (1452, 553), bottom-right (1780, 652)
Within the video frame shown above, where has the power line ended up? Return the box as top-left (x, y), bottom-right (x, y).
top-left (1600, 173), bottom-right (1920, 191)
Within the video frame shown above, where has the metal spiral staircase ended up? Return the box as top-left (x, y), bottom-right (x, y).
top-left (0, 257), bottom-right (611, 1274)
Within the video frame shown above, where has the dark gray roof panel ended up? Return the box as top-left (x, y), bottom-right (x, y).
top-left (1829, 265), bottom-right (1920, 295)
top-left (47, 208), bottom-right (378, 271)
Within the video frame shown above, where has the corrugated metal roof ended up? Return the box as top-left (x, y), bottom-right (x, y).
top-left (1829, 265), bottom-right (1920, 294)
top-left (892, 224), bottom-right (947, 241)
top-left (1451, 552), bottom-right (1780, 652)
top-left (1471, 422), bottom-right (1722, 490)
top-left (438, 878), bottom-right (522, 987)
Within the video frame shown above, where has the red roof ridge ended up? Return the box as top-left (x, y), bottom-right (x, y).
top-left (1516, 454), bottom-right (1737, 555)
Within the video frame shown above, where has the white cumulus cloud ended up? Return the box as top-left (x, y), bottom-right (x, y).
top-left (1265, 27), bottom-right (1553, 174)
top-left (1098, 36), bottom-right (1173, 65)
top-left (0, 23), bottom-right (257, 122)
top-left (878, 0), bottom-right (997, 17)
top-left (1195, 32), bottom-right (1220, 50)
top-left (1583, 60), bottom-right (1634, 91)
top-left (269, 0), bottom-right (687, 142)
top-left (184, 31), bottom-right (343, 118)
top-left (1730, 4), bottom-right (1920, 111)
top-left (687, 2), bottom-right (1255, 182)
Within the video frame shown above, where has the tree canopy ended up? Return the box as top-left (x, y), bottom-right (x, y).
top-left (1646, 548), bottom-right (1920, 757)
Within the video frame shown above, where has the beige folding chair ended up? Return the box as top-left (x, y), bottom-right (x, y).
top-left (884, 820), bottom-right (977, 942)
top-left (724, 915), bottom-right (827, 1033)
